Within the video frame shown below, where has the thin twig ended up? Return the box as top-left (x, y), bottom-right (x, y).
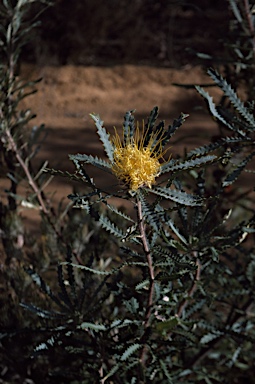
top-left (5, 128), bottom-right (49, 214)
top-left (177, 256), bottom-right (201, 318)
top-left (136, 197), bottom-right (155, 367)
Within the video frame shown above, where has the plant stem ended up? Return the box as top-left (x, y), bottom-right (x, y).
top-left (136, 197), bottom-right (155, 367)
top-left (177, 256), bottom-right (201, 318)
top-left (5, 128), bottom-right (49, 215)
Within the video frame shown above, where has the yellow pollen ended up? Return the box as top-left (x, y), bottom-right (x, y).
top-left (111, 124), bottom-right (166, 191)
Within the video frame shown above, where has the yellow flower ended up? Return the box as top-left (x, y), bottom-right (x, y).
top-left (111, 123), bottom-right (167, 191)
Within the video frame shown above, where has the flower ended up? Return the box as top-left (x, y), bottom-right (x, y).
top-left (111, 123), bottom-right (167, 191)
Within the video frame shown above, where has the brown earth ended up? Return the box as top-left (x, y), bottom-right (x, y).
top-left (2, 63), bottom-right (221, 229)
top-left (22, 63), bottom-right (219, 169)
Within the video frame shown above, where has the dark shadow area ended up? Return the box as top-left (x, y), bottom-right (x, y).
top-left (24, 0), bottom-right (230, 67)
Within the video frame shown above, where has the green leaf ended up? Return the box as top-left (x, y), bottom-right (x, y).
top-left (187, 136), bottom-right (247, 158)
top-left (106, 203), bottom-right (135, 223)
top-left (123, 109), bottom-right (135, 144)
top-left (102, 364), bottom-right (120, 382)
top-left (125, 297), bottom-right (140, 314)
top-left (208, 68), bottom-right (255, 127)
top-left (200, 331), bottom-right (222, 344)
top-left (156, 317), bottom-right (179, 332)
top-left (120, 343), bottom-right (141, 361)
top-left (80, 322), bottom-right (107, 331)
top-left (166, 112), bottom-right (189, 141)
top-left (24, 267), bottom-right (67, 310)
top-left (61, 262), bottom-right (112, 275)
top-left (196, 86), bottom-right (246, 135)
top-left (139, 191), bottom-right (161, 232)
top-left (160, 359), bottom-right (173, 382)
top-left (90, 113), bottom-right (114, 161)
top-left (99, 214), bottom-right (126, 239)
top-left (144, 106), bottom-right (159, 147)
top-left (246, 256), bottom-right (255, 284)
top-left (69, 153), bottom-right (112, 172)
top-left (20, 303), bottom-right (64, 319)
top-left (135, 279), bottom-right (150, 290)
top-left (222, 151), bottom-right (255, 187)
top-left (148, 187), bottom-right (203, 206)
top-left (161, 155), bottom-right (216, 174)
top-left (167, 218), bottom-right (188, 245)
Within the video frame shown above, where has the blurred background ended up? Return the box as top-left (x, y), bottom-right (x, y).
top-left (23, 0), bottom-right (229, 67)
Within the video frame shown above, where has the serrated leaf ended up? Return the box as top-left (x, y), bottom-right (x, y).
top-left (20, 303), bottom-right (64, 319)
top-left (90, 113), bottom-right (114, 161)
top-left (57, 264), bottom-right (73, 310)
top-left (167, 218), bottom-right (188, 245)
top-left (208, 68), bottom-right (255, 127)
top-left (187, 136), bottom-right (246, 158)
top-left (99, 214), bottom-right (126, 239)
top-left (135, 279), bottom-right (150, 290)
top-left (161, 155), bottom-right (216, 174)
top-left (69, 153), bottom-right (111, 172)
top-left (24, 267), bottom-right (66, 310)
top-left (125, 297), bottom-right (139, 314)
top-left (110, 319), bottom-right (133, 329)
top-left (102, 364), bottom-right (120, 382)
top-left (148, 187), bottom-right (203, 206)
top-left (61, 262), bottom-right (112, 275)
top-left (144, 106), bottom-right (159, 147)
top-left (172, 328), bottom-right (197, 343)
top-left (196, 86), bottom-right (246, 135)
top-left (106, 203), bottom-right (135, 223)
top-left (200, 331), bottom-right (222, 344)
top-left (80, 322), bottom-right (107, 331)
top-left (139, 191), bottom-right (161, 232)
top-left (160, 359), bottom-right (174, 382)
top-left (156, 317), bottom-right (179, 332)
top-left (123, 110), bottom-right (135, 144)
top-left (120, 343), bottom-right (141, 361)
top-left (170, 112), bottom-right (189, 133)
top-left (246, 257), bottom-right (255, 283)
top-left (222, 151), bottom-right (255, 187)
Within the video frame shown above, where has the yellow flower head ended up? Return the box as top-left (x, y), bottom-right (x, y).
top-left (111, 123), bottom-right (167, 191)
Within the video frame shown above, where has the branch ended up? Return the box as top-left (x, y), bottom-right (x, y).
top-left (5, 128), bottom-right (49, 214)
top-left (136, 197), bottom-right (155, 367)
top-left (177, 255), bottom-right (201, 318)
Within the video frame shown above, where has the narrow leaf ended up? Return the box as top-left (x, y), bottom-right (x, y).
top-left (80, 322), bottom-right (107, 331)
top-left (161, 155), bottom-right (216, 174)
top-left (120, 343), bottom-right (141, 361)
top-left (99, 214), bottom-right (126, 239)
top-left (208, 68), bottom-right (255, 126)
top-left (90, 113), bottom-right (114, 161)
top-left (69, 153), bottom-right (111, 172)
top-left (123, 110), bottom-right (135, 144)
top-left (222, 151), bottom-right (255, 187)
top-left (148, 187), bottom-right (203, 206)
top-left (196, 86), bottom-right (246, 135)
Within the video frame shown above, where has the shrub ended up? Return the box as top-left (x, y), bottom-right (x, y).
top-left (1, 1), bottom-right (255, 383)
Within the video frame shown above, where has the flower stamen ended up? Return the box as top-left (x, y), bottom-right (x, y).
top-left (111, 122), bottom-right (169, 191)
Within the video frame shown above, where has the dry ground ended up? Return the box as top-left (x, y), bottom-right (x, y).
top-left (1, 63), bottom-right (220, 230)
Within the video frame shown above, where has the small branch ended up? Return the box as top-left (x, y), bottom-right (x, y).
top-left (136, 197), bottom-right (155, 367)
top-left (177, 256), bottom-right (201, 318)
top-left (137, 198), bottom-right (154, 281)
top-left (5, 128), bottom-right (49, 214)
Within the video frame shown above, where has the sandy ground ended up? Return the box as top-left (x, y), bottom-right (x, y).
top-left (2, 63), bottom-right (220, 229)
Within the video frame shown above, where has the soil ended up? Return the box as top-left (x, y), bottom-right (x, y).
top-left (12, 62), bottom-right (220, 229)
top-left (1, 0), bottom-right (230, 231)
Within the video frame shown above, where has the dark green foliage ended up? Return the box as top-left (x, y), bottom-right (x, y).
top-left (1, 1), bottom-right (255, 383)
